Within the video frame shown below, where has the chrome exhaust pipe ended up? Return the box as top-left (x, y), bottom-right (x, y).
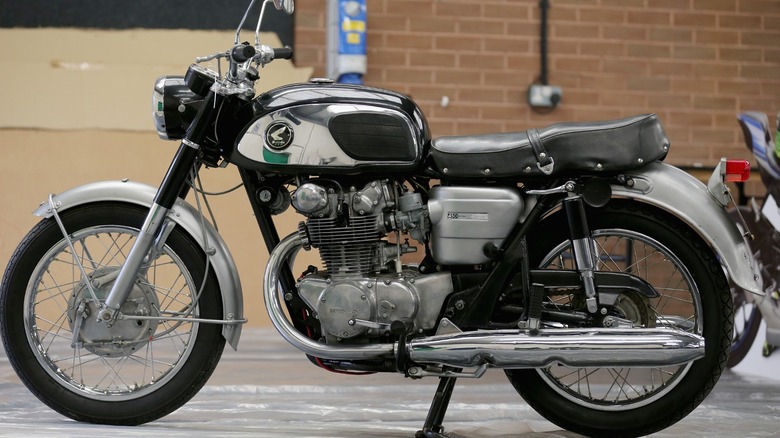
top-left (264, 233), bottom-right (394, 360)
top-left (407, 328), bottom-right (705, 369)
top-left (266, 234), bottom-right (705, 368)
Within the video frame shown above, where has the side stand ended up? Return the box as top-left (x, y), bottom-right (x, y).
top-left (416, 375), bottom-right (458, 438)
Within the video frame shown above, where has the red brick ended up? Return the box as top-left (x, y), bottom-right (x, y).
top-left (603, 59), bottom-right (648, 75)
top-left (627, 43), bottom-right (671, 58)
top-left (694, 95), bottom-right (737, 110)
top-left (483, 4), bottom-right (532, 20)
top-left (740, 0), bottom-right (780, 13)
top-left (718, 80), bottom-right (764, 96)
top-left (368, 16), bottom-right (408, 32)
top-left (601, 92), bottom-right (648, 108)
top-left (672, 78), bottom-right (718, 93)
top-left (387, 1), bottom-right (433, 16)
top-left (648, 93), bottom-right (693, 109)
top-left (741, 65), bottom-right (780, 80)
top-left (385, 68), bottom-right (434, 84)
top-left (458, 19), bottom-right (505, 35)
top-left (627, 11), bottom-right (672, 26)
top-left (673, 45), bottom-right (717, 60)
top-left (602, 0), bottom-right (644, 6)
top-left (692, 63), bottom-right (739, 78)
top-left (718, 14), bottom-right (762, 29)
top-left (435, 2), bottom-right (481, 17)
top-left (628, 77), bottom-right (670, 92)
top-left (435, 35), bottom-right (482, 52)
top-left (696, 30), bottom-right (740, 45)
top-left (554, 23), bottom-right (600, 39)
top-left (719, 47), bottom-right (763, 62)
top-left (579, 41), bottom-right (625, 57)
top-left (649, 28), bottom-right (694, 43)
top-left (458, 87), bottom-right (506, 104)
top-left (410, 52), bottom-right (456, 68)
top-left (649, 61), bottom-right (694, 77)
top-left (674, 12), bottom-right (717, 27)
top-left (742, 31), bottom-right (780, 47)
top-left (458, 53), bottom-right (506, 70)
top-left (578, 8), bottom-right (625, 24)
top-left (603, 26), bottom-right (647, 41)
top-left (693, 0), bottom-right (737, 11)
top-left (554, 56), bottom-right (601, 73)
top-left (666, 111), bottom-right (714, 126)
top-left (649, 0), bottom-right (693, 9)
top-left (482, 37), bottom-right (532, 54)
top-left (435, 70), bottom-right (481, 85)
top-left (410, 17), bottom-right (456, 33)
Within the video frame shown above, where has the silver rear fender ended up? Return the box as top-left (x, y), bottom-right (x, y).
top-left (612, 161), bottom-right (762, 295)
top-left (33, 180), bottom-right (244, 350)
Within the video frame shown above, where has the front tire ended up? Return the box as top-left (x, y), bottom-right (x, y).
top-left (505, 201), bottom-right (732, 437)
top-left (0, 202), bottom-right (226, 425)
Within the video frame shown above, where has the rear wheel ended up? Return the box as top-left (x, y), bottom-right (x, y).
top-left (0, 202), bottom-right (225, 425)
top-left (505, 202), bottom-right (732, 437)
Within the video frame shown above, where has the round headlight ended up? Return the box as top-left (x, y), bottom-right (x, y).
top-left (152, 76), bottom-right (200, 140)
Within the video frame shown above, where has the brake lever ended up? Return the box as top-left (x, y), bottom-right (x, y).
top-left (195, 51), bottom-right (229, 64)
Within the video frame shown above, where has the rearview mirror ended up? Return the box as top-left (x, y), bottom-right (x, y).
top-left (273, 0), bottom-right (294, 14)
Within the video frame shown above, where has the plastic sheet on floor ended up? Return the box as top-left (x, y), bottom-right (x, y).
top-left (2, 328), bottom-right (780, 437)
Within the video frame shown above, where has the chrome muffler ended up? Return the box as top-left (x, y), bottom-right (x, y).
top-left (265, 234), bottom-right (705, 369)
top-left (406, 328), bottom-right (704, 369)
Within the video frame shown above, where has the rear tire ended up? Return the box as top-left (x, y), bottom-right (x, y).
top-left (726, 205), bottom-right (762, 368)
top-left (505, 201), bottom-right (732, 437)
top-left (0, 202), bottom-right (226, 425)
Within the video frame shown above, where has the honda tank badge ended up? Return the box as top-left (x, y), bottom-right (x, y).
top-left (265, 122), bottom-right (294, 150)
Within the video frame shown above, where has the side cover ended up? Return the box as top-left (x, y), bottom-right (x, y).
top-left (231, 81), bottom-right (431, 175)
top-left (33, 180), bottom-right (244, 350)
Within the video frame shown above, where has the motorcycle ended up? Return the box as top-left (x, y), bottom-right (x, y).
top-left (728, 111), bottom-right (780, 367)
top-left (0, 1), bottom-right (763, 437)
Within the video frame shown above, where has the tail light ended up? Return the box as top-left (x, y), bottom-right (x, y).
top-left (708, 158), bottom-right (750, 206)
top-left (724, 159), bottom-right (751, 182)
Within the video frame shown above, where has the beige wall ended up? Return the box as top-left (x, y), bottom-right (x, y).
top-left (0, 29), bottom-right (313, 327)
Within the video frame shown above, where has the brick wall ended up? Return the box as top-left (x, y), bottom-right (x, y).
top-left (295, 0), bottom-right (779, 172)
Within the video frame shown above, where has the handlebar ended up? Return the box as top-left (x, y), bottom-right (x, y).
top-left (271, 46), bottom-right (294, 60)
top-left (231, 44), bottom-right (257, 63)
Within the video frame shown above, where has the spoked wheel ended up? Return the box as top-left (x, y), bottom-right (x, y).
top-left (0, 202), bottom-right (225, 425)
top-left (505, 202), bottom-right (732, 438)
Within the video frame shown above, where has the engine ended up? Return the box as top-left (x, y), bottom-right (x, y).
top-left (292, 179), bottom-right (523, 343)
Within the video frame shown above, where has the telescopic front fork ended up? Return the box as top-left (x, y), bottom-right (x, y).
top-left (98, 91), bottom-right (221, 322)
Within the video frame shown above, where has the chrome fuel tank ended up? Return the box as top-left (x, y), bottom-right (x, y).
top-left (233, 81), bottom-right (430, 175)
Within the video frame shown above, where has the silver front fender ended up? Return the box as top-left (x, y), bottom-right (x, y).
top-left (33, 180), bottom-right (244, 349)
top-left (612, 162), bottom-right (762, 295)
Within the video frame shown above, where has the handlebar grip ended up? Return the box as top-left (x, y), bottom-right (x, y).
top-left (231, 44), bottom-right (256, 62)
top-left (272, 46), bottom-right (294, 60)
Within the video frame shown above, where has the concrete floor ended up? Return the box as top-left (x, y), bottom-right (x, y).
top-left (2, 328), bottom-right (780, 438)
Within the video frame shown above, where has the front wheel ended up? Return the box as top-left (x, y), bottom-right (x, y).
top-left (505, 201), bottom-right (732, 437)
top-left (0, 202), bottom-right (226, 425)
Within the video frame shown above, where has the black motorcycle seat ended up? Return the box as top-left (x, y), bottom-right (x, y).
top-left (429, 113), bottom-right (670, 178)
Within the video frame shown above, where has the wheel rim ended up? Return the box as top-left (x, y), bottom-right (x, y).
top-left (23, 225), bottom-right (200, 401)
top-left (536, 229), bottom-right (702, 411)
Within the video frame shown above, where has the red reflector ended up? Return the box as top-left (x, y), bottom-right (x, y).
top-left (724, 159), bottom-right (751, 182)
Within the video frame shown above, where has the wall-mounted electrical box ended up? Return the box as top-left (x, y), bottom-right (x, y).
top-left (528, 84), bottom-right (563, 108)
